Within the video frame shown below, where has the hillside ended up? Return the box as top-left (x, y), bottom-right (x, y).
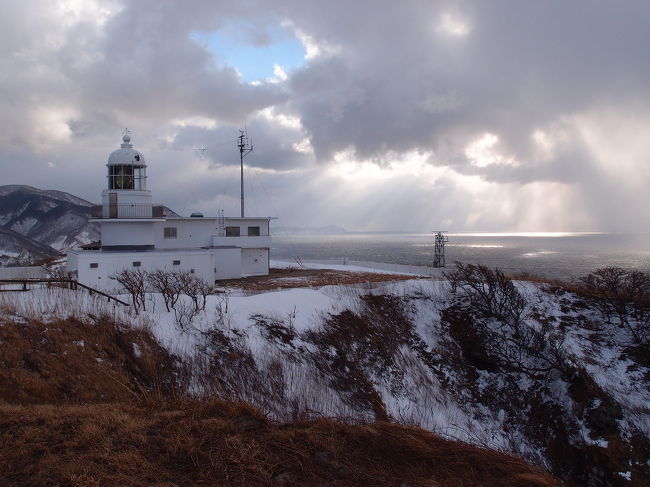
top-left (0, 299), bottom-right (562, 487)
top-left (0, 264), bottom-right (648, 486)
top-left (0, 226), bottom-right (59, 266)
top-left (0, 185), bottom-right (99, 260)
top-left (0, 402), bottom-right (562, 487)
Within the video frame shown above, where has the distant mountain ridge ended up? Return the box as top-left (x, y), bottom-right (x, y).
top-left (0, 185), bottom-right (99, 265)
top-left (0, 184), bottom-right (94, 207)
top-left (0, 227), bottom-right (59, 266)
top-left (274, 225), bottom-right (348, 235)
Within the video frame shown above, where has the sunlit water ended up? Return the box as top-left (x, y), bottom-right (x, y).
top-left (271, 232), bottom-right (650, 281)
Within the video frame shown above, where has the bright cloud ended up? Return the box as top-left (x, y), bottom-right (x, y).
top-left (465, 133), bottom-right (518, 168)
top-left (437, 11), bottom-right (472, 37)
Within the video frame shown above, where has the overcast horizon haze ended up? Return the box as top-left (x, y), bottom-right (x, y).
top-left (2, 0), bottom-right (650, 233)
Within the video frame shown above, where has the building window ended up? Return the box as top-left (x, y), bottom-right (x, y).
top-left (108, 165), bottom-right (133, 190)
top-left (248, 226), bottom-right (260, 236)
top-left (173, 260), bottom-right (181, 266)
top-left (133, 166), bottom-right (146, 190)
top-left (225, 226), bottom-right (240, 237)
top-left (89, 263), bottom-right (99, 269)
top-left (164, 227), bottom-right (177, 239)
top-left (132, 261), bottom-right (141, 267)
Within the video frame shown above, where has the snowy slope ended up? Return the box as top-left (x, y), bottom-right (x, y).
top-left (1, 271), bottom-right (648, 486)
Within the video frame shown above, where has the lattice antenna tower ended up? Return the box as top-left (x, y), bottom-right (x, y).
top-left (193, 148), bottom-right (208, 160)
top-left (237, 128), bottom-right (253, 217)
top-left (432, 231), bottom-right (449, 268)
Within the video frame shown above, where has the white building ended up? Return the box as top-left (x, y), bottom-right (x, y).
top-left (67, 134), bottom-right (272, 291)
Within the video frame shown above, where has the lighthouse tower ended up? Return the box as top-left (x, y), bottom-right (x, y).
top-left (98, 134), bottom-right (159, 251)
top-left (102, 133), bottom-right (151, 218)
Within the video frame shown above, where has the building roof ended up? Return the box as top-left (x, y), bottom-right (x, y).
top-left (107, 134), bottom-right (146, 166)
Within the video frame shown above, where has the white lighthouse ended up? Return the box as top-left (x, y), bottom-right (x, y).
top-left (67, 133), bottom-right (272, 291)
top-left (99, 133), bottom-right (158, 252)
top-left (103, 134), bottom-right (152, 217)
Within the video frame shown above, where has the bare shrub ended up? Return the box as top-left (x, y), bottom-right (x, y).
top-left (251, 314), bottom-right (299, 349)
top-left (194, 278), bottom-right (213, 311)
top-left (212, 290), bottom-right (230, 328)
top-left (444, 262), bottom-right (567, 379)
top-left (147, 269), bottom-right (182, 312)
top-left (176, 271), bottom-right (212, 313)
top-left (173, 300), bottom-right (198, 332)
top-left (580, 266), bottom-right (650, 343)
top-left (446, 262), bottom-right (527, 327)
top-left (110, 269), bottom-right (147, 313)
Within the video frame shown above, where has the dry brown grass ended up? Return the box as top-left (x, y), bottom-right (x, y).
top-left (0, 313), bottom-right (182, 404)
top-left (0, 400), bottom-right (564, 487)
top-left (218, 267), bottom-right (425, 292)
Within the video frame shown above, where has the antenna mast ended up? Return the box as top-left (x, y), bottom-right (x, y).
top-left (193, 147), bottom-right (208, 160)
top-left (237, 129), bottom-right (253, 218)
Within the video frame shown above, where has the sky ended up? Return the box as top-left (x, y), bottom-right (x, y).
top-left (2, 0), bottom-right (650, 233)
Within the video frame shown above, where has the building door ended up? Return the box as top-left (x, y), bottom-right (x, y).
top-left (109, 192), bottom-right (118, 218)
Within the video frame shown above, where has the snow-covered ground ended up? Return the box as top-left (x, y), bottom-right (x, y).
top-left (1, 265), bottom-right (648, 484)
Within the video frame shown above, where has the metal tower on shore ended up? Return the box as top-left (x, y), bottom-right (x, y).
top-left (433, 231), bottom-right (448, 268)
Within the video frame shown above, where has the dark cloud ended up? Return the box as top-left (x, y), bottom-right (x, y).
top-left (0, 0), bottom-right (649, 231)
top-left (284, 0), bottom-right (650, 172)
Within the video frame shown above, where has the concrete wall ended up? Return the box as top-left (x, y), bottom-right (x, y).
top-left (154, 217), bottom-right (271, 251)
top-left (0, 266), bottom-right (47, 279)
top-left (241, 248), bottom-right (269, 276)
top-left (154, 218), bottom-right (217, 249)
top-left (101, 221), bottom-right (157, 248)
top-left (72, 250), bottom-right (216, 292)
top-left (67, 251), bottom-right (78, 273)
top-left (213, 247), bottom-right (242, 279)
top-left (212, 235), bottom-right (271, 248)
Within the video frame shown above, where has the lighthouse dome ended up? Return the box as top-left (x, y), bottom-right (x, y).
top-left (107, 134), bottom-right (145, 165)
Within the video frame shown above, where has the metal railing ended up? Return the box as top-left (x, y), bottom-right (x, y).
top-left (0, 279), bottom-right (130, 306)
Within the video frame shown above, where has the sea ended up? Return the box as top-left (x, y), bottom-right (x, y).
top-left (271, 232), bottom-right (650, 281)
